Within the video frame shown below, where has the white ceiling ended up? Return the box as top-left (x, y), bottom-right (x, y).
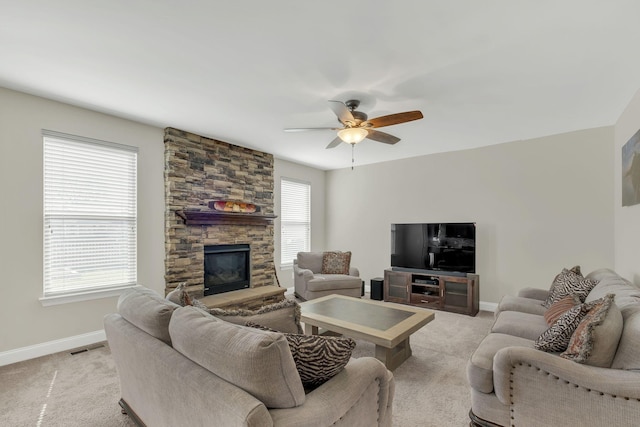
top-left (2, 1), bottom-right (640, 170)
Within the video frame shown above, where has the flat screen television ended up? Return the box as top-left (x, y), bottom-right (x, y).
top-left (391, 223), bottom-right (476, 275)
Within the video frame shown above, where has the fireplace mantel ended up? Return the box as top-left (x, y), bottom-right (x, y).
top-left (176, 210), bottom-right (277, 226)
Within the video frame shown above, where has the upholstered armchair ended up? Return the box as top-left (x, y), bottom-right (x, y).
top-left (293, 251), bottom-right (362, 301)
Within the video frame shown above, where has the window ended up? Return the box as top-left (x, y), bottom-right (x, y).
top-left (43, 130), bottom-right (137, 304)
top-left (280, 178), bottom-right (310, 268)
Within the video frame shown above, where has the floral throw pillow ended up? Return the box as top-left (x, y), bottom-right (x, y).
top-left (543, 267), bottom-right (597, 308)
top-left (321, 251), bottom-right (351, 275)
top-left (166, 283), bottom-right (192, 306)
top-left (561, 294), bottom-right (622, 367)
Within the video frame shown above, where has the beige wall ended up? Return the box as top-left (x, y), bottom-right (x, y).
top-left (273, 158), bottom-right (326, 289)
top-left (614, 88), bottom-right (640, 284)
top-left (0, 83), bottom-right (631, 356)
top-left (325, 128), bottom-right (615, 304)
top-left (0, 87), bottom-right (165, 353)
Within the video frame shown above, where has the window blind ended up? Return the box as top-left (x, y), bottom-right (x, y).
top-left (280, 178), bottom-right (310, 267)
top-left (43, 131), bottom-right (138, 297)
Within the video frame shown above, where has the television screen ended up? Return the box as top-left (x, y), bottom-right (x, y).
top-left (391, 223), bottom-right (475, 274)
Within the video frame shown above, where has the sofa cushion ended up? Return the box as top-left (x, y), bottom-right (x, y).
top-left (561, 294), bottom-right (622, 367)
top-left (307, 274), bottom-right (362, 292)
top-left (321, 251), bottom-right (351, 275)
top-left (117, 287), bottom-right (180, 345)
top-left (467, 333), bottom-right (534, 393)
top-left (612, 308), bottom-right (640, 370)
top-left (247, 323), bottom-right (356, 390)
top-left (297, 252), bottom-right (324, 273)
top-left (495, 295), bottom-right (546, 317)
top-left (207, 299), bottom-right (303, 334)
top-left (544, 294), bottom-right (581, 325)
top-left (491, 311), bottom-right (549, 341)
top-left (168, 306), bottom-right (305, 409)
top-left (543, 268), bottom-right (597, 308)
top-left (586, 270), bottom-right (640, 313)
top-left (534, 304), bottom-right (588, 352)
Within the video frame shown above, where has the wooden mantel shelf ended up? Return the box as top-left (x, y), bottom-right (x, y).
top-left (176, 210), bottom-right (277, 226)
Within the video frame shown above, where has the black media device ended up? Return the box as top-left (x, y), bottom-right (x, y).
top-left (370, 278), bottom-right (384, 301)
top-left (390, 222), bottom-right (476, 276)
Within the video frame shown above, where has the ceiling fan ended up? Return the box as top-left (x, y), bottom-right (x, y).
top-left (284, 100), bottom-right (423, 149)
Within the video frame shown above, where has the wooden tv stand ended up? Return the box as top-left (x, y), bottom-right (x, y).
top-left (383, 269), bottom-right (479, 316)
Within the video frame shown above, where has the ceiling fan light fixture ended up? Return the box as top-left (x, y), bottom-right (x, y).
top-left (338, 127), bottom-right (368, 144)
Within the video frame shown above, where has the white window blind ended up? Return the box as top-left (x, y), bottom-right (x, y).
top-left (280, 178), bottom-right (310, 267)
top-left (43, 131), bottom-right (138, 298)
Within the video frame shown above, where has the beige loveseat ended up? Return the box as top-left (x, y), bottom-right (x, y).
top-left (293, 251), bottom-right (361, 301)
top-left (467, 268), bottom-right (640, 426)
top-left (105, 286), bottom-right (394, 427)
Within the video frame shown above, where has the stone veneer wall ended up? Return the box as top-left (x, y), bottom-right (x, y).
top-left (164, 127), bottom-right (275, 296)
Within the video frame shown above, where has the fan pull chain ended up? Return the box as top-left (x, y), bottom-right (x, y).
top-left (351, 143), bottom-right (355, 170)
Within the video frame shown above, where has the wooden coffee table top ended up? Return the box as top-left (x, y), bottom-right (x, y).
top-left (300, 294), bottom-right (435, 349)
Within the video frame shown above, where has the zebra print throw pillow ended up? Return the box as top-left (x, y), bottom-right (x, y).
top-left (543, 267), bottom-right (597, 308)
top-left (535, 304), bottom-right (588, 352)
top-left (246, 323), bottom-right (356, 390)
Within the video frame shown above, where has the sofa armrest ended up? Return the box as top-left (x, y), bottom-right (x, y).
top-left (493, 346), bottom-right (640, 425)
top-left (269, 357), bottom-right (394, 427)
top-left (517, 287), bottom-right (549, 301)
top-left (293, 265), bottom-right (314, 279)
top-left (349, 266), bottom-right (360, 277)
top-left (105, 313), bottom-right (273, 427)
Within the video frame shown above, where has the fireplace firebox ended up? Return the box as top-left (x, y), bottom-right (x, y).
top-left (204, 244), bottom-right (250, 296)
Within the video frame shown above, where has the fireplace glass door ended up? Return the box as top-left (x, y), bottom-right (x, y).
top-left (204, 244), bottom-right (250, 295)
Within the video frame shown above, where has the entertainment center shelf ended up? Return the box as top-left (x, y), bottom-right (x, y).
top-left (383, 269), bottom-right (479, 316)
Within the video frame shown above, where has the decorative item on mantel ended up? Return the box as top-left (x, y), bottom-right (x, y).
top-left (176, 201), bottom-right (276, 226)
top-left (210, 200), bottom-right (258, 213)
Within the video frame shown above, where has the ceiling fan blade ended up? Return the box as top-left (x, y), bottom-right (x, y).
top-left (284, 127), bottom-right (340, 132)
top-left (365, 111), bottom-right (423, 128)
top-left (328, 100), bottom-right (355, 125)
top-left (326, 136), bottom-right (343, 149)
top-left (365, 129), bottom-right (401, 145)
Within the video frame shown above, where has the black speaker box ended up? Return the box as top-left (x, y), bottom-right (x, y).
top-left (371, 277), bottom-right (384, 300)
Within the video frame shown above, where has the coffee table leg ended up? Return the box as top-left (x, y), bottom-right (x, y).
top-left (375, 337), bottom-right (412, 371)
top-left (304, 324), bottom-right (319, 335)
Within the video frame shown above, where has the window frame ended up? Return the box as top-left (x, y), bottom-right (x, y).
top-left (41, 130), bottom-right (138, 306)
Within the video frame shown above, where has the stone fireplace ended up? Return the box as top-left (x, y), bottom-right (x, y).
top-left (164, 127), bottom-right (277, 299)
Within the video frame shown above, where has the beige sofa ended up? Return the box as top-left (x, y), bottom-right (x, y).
top-left (293, 252), bottom-right (361, 301)
top-left (467, 268), bottom-right (640, 426)
top-left (105, 286), bottom-right (394, 427)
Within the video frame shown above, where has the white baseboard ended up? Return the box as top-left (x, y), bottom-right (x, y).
top-left (0, 330), bottom-right (106, 367)
top-left (480, 301), bottom-right (498, 312)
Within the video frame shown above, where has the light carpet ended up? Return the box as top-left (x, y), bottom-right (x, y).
top-left (0, 308), bottom-right (493, 427)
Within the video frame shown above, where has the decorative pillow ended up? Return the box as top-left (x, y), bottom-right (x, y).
top-left (534, 304), bottom-right (588, 352)
top-left (561, 294), bottom-right (623, 367)
top-left (568, 265), bottom-right (582, 276)
top-left (544, 294), bottom-right (581, 326)
top-left (543, 267), bottom-right (597, 308)
top-left (166, 282), bottom-right (192, 306)
top-left (321, 251), bottom-right (351, 275)
top-left (247, 323), bottom-right (356, 390)
top-left (166, 283), bottom-right (211, 310)
top-left (208, 299), bottom-right (303, 334)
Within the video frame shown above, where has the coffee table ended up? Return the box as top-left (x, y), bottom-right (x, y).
top-left (300, 294), bottom-right (435, 370)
